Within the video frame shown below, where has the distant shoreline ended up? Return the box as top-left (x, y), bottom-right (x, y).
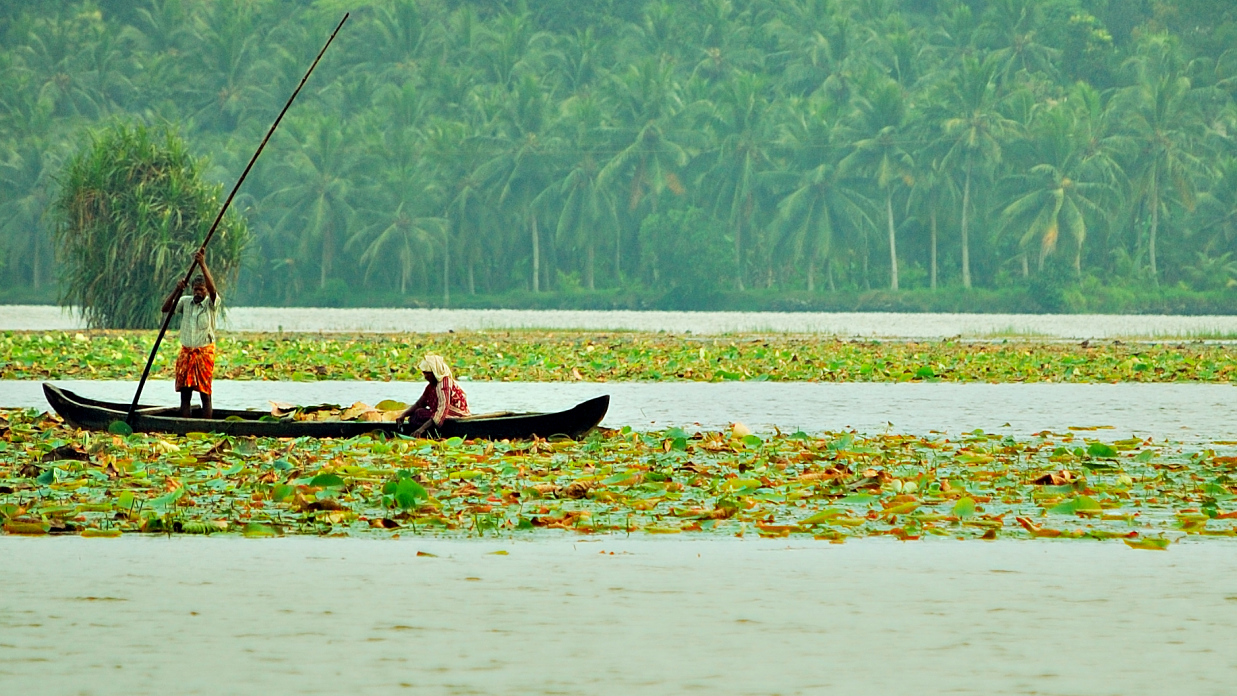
top-left (4, 305), bottom-right (1237, 339)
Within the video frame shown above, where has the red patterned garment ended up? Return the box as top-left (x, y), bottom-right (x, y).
top-left (174, 344), bottom-right (216, 395)
top-left (419, 375), bottom-right (470, 426)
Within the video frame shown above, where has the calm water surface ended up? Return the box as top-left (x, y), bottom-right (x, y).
top-left (1, 537), bottom-right (1234, 695)
top-left (6, 304), bottom-right (1237, 338)
top-left (3, 379), bottom-right (1234, 442)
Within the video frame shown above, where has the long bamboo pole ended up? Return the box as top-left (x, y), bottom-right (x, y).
top-left (125, 13), bottom-right (349, 424)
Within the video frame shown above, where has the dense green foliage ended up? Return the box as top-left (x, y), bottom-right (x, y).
top-left (52, 122), bottom-right (246, 328)
top-left (3, 407), bottom-right (1236, 541)
top-left (4, 330), bottom-right (1236, 383)
top-left (2, 0), bottom-right (1237, 309)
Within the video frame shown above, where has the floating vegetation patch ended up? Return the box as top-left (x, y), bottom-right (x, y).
top-left (3, 409), bottom-right (1236, 545)
top-left (2, 331), bottom-right (1236, 383)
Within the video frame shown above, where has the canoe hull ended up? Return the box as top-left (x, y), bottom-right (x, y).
top-left (42, 383), bottom-right (609, 440)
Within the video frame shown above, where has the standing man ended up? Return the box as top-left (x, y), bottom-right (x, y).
top-left (161, 249), bottom-right (220, 418)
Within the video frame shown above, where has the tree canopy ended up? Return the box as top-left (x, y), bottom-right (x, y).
top-left (2, 0), bottom-right (1236, 310)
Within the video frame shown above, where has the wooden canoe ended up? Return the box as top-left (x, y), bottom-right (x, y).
top-left (43, 383), bottom-right (609, 440)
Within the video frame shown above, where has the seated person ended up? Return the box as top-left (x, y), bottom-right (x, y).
top-left (396, 354), bottom-right (470, 436)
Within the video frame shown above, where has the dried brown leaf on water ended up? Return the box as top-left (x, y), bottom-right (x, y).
top-left (1031, 470), bottom-right (1076, 485)
top-left (562, 481), bottom-right (593, 499)
top-left (41, 444), bottom-right (91, 463)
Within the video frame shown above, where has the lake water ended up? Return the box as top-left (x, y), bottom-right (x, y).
top-left (1, 537), bottom-right (1234, 695)
top-left (5, 379), bottom-right (1235, 442)
top-left (5, 304), bottom-right (1237, 338)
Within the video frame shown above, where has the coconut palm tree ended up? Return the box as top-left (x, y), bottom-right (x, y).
top-left (698, 71), bottom-right (778, 290)
top-left (770, 97), bottom-right (871, 291)
top-left (265, 113), bottom-right (361, 290)
top-left (598, 56), bottom-right (704, 279)
top-left (841, 77), bottom-right (914, 290)
top-left (939, 54), bottom-right (1016, 288)
top-left (998, 104), bottom-right (1115, 276)
top-left (906, 154), bottom-right (958, 290)
top-left (1117, 35), bottom-right (1207, 281)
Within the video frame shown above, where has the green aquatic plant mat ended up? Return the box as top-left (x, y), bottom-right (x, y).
top-left (3, 331), bottom-right (1236, 383)
top-left (2, 409), bottom-right (1235, 544)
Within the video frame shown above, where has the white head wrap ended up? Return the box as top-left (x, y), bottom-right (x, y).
top-left (417, 354), bottom-right (452, 380)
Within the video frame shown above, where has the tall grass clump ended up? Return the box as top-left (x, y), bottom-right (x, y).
top-left (52, 122), bottom-right (247, 328)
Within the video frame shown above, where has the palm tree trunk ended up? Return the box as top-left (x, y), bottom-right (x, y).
top-left (961, 166), bottom-right (972, 289)
top-left (1022, 253), bottom-right (1029, 277)
top-left (886, 191), bottom-right (898, 291)
top-left (929, 208), bottom-right (938, 290)
top-left (862, 233), bottom-right (871, 289)
top-left (734, 217), bottom-right (744, 291)
top-left (807, 257), bottom-right (815, 292)
top-left (468, 262), bottom-right (476, 295)
top-left (531, 216), bottom-right (540, 293)
top-left (32, 240), bottom-right (41, 289)
top-left (1149, 176), bottom-right (1159, 283)
top-left (443, 226), bottom-right (450, 307)
top-left (321, 224), bottom-right (332, 289)
top-left (586, 240), bottom-right (595, 290)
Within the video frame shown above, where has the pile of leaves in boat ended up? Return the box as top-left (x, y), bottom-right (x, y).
top-left (4, 330), bottom-right (1237, 383)
top-left (3, 409), bottom-right (1236, 547)
top-left (269, 400), bottom-right (407, 423)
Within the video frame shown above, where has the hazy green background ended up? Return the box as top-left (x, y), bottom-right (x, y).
top-left (1, 0), bottom-right (1236, 312)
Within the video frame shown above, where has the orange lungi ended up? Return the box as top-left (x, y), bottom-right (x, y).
top-left (175, 344), bottom-right (215, 395)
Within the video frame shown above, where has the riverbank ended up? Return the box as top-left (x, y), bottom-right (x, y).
top-left (9, 282), bottom-right (1237, 314)
top-left (7, 304), bottom-right (1237, 337)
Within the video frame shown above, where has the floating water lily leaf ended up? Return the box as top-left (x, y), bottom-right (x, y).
top-left (107, 420), bottom-right (132, 436)
top-left (149, 488), bottom-right (185, 511)
top-left (720, 478), bottom-right (761, 493)
top-left (838, 493), bottom-right (877, 505)
top-left (800, 509), bottom-right (844, 525)
top-left (242, 523), bottom-right (277, 538)
top-left (394, 479), bottom-right (427, 510)
top-left (309, 473), bottom-right (346, 488)
top-left (1202, 482), bottom-right (1233, 500)
top-left (953, 497), bottom-right (976, 518)
top-left (1087, 442), bottom-right (1118, 458)
top-left (376, 400), bottom-right (407, 412)
top-left (1048, 496), bottom-right (1102, 515)
top-left (1124, 537), bottom-right (1171, 550)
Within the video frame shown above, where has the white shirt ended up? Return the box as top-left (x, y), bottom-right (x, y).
top-left (174, 294), bottom-right (220, 348)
